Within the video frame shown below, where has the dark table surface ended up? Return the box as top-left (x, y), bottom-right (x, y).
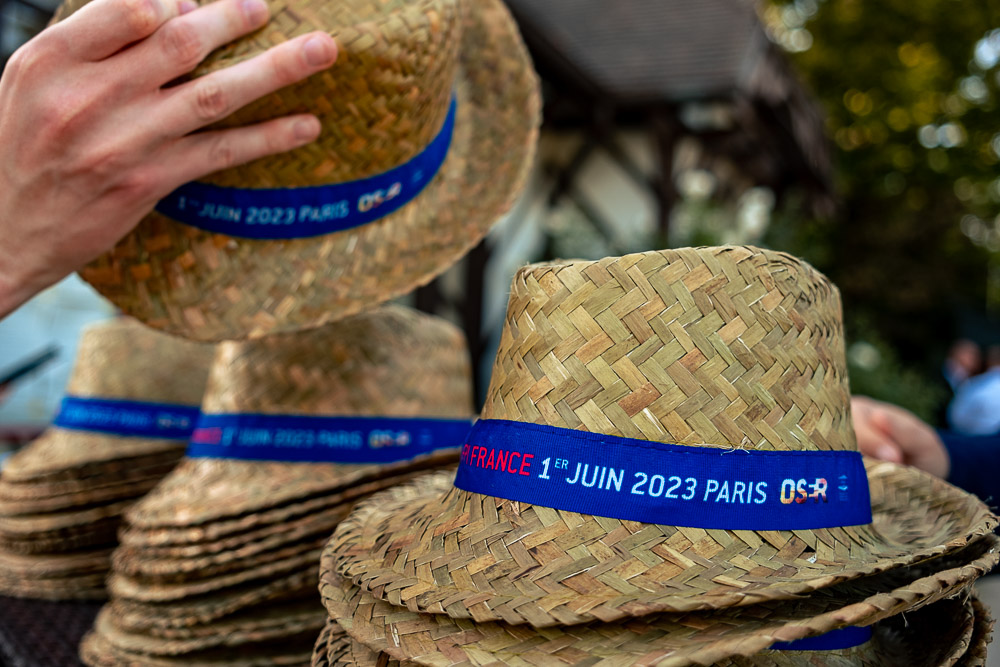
top-left (0, 596), bottom-right (101, 667)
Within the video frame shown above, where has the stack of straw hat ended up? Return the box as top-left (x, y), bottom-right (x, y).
top-left (0, 318), bottom-right (213, 600)
top-left (317, 247), bottom-right (1000, 666)
top-left (80, 306), bottom-right (477, 665)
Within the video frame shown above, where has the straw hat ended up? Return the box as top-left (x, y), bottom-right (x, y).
top-left (1, 318), bottom-right (212, 486)
top-left (315, 590), bottom-right (991, 667)
top-left (322, 481), bottom-right (998, 666)
top-left (52, 0), bottom-right (540, 341)
top-left (81, 305), bottom-right (474, 665)
top-left (324, 246), bottom-right (996, 629)
top-left (0, 318), bottom-right (213, 600)
top-left (123, 304), bottom-right (473, 533)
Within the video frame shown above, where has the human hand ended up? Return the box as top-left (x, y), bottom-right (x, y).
top-left (0, 0), bottom-right (338, 317)
top-left (851, 395), bottom-right (950, 478)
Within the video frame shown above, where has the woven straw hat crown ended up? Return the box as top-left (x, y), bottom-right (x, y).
top-left (193, 0), bottom-right (461, 190)
top-left (199, 304), bottom-right (473, 419)
top-left (488, 245), bottom-right (854, 453)
top-left (67, 318), bottom-right (213, 406)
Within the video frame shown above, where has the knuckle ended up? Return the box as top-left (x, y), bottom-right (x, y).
top-left (80, 147), bottom-right (129, 179)
top-left (119, 0), bottom-right (162, 36)
top-left (115, 168), bottom-right (158, 201)
top-left (5, 41), bottom-right (45, 80)
top-left (162, 20), bottom-right (203, 68)
top-left (207, 135), bottom-right (239, 170)
top-left (37, 90), bottom-right (96, 139)
top-left (270, 49), bottom-right (302, 85)
top-left (192, 81), bottom-right (231, 121)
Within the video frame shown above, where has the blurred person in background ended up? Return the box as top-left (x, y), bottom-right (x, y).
top-left (947, 344), bottom-right (1000, 436)
top-left (943, 338), bottom-right (983, 391)
top-left (0, 0), bottom-right (338, 319)
top-left (853, 395), bottom-right (999, 503)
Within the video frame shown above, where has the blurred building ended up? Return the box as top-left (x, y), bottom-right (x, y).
top-left (0, 0), bottom-right (834, 406)
top-left (422, 0), bottom-right (836, 401)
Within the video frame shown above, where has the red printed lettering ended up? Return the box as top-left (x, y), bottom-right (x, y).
top-left (508, 452), bottom-right (521, 473)
top-left (496, 450), bottom-right (509, 471)
top-left (477, 447), bottom-right (486, 467)
top-left (519, 453), bottom-right (534, 476)
top-left (486, 449), bottom-right (496, 470)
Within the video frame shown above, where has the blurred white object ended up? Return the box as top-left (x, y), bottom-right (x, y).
top-left (948, 367), bottom-right (1000, 436)
top-left (0, 275), bottom-right (115, 427)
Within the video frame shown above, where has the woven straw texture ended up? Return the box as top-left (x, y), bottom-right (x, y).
top-left (81, 629), bottom-right (316, 666)
top-left (960, 597), bottom-right (993, 667)
top-left (0, 318), bottom-right (213, 601)
top-left (1, 318), bottom-right (212, 482)
top-left (322, 531), bottom-right (997, 667)
top-left (92, 599), bottom-right (325, 655)
top-left (82, 306), bottom-right (473, 665)
top-left (50, 0), bottom-right (541, 341)
top-left (106, 580), bottom-right (316, 630)
top-left (326, 247), bottom-right (997, 627)
top-left (316, 593), bottom-right (982, 667)
top-left (125, 305), bottom-right (472, 528)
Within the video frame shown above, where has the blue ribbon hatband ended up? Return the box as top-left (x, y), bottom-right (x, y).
top-left (154, 98), bottom-right (457, 239)
top-left (53, 396), bottom-right (200, 440)
top-left (770, 625), bottom-right (873, 651)
top-left (452, 420), bottom-right (873, 531)
top-left (186, 414), bottom-right (472, 464)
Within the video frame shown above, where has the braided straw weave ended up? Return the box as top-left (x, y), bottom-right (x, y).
top-left (0, 318), bottom-right (213, 601)
top-left (961, 597), bottom-right (993, 667)
top-left (80, 628), bottom-right (317, 666)
top-left (81, 306), bottom-right (473, 665)
top-left (315, 594), bottom-right (983, 667)
top-left (326, 247), bottom-right (997, 628)
top-left (322, 525), bottom-right (998, 666)
top-left (50, 0), bottom-right (540, 341)
top-left (0, 318), bottom-right (213, 484)
top-left (124, 304), bottom-right (472, 529)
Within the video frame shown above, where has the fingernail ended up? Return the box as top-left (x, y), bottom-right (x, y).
top-left (241, 0), bottom-right (268, 26)
top-left (294, 117), bottom-right (320, 142)
top-left (179, 0), bottom-right (197, 14)
top-left (303, 35), bottom-right (334, 67)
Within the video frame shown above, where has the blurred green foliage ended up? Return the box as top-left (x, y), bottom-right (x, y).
top-left (762, 0), bottom-right (1000, 420)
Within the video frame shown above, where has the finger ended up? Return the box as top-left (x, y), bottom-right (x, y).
top-left (155, 31), bottom-right (337, 136)
top-left (160, 114), bottom-right (321, 187)
top-left (120, 0), bottom-right (272, 87)
top-left (860, 428), bottom-right (904, 463)
top-left (853, 414), bottom-right (904, 463)
top-left (52, 0), bottom-right (184, 61)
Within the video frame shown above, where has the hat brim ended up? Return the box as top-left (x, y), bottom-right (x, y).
top-left (324, 460), bottom-right (997, 627)
top-left (321, 535), bottom-right (996, 666)
top-left (0, 428), bottom-right (186, 484)
top-left (114, 503), bottom-right (351, 578)
top-left (118, 499), bottom-right (354, 558)
top-left (124, 451), bottom-right (458, 531)
top-left (318, 592), bottom-right (983, 667)
top-left (108, 569), bottom-right (316, 631)
top-left (91, 599), bottom-right (325, 656)
top-left (961, 596), bottom-right (993, 667)
top-left (80, 629), bottom-right (316, 666)
top-left (78, 0), bottom-right (540, 341)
